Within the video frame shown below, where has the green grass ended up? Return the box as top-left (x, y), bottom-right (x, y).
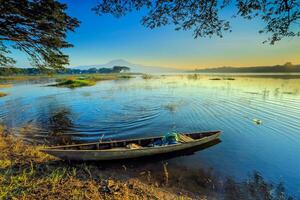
top-left (51, 74), bottom-right (133, 88)
top-left (53, 79), bottom-right (96, 88)
top-left (0, 127), bottom-right (189, 200)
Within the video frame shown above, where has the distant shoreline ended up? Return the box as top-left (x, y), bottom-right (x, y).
top-left (190, 63), bottom-right (300, 74)
top-left (184, 72), bottom-right (300, 79)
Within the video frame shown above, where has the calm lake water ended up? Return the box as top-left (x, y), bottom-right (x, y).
top-left (1, 74), bottom-right (300, 196)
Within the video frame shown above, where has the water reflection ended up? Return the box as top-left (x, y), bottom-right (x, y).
top-left (41, 107), bottom-right (74, 144)
top-left (1, 74), bottom-right (300, 196)
top-left (47, 108), bottom-right (73, 134)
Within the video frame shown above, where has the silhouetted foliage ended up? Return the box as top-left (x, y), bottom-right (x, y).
top-left (93, 0), bottom-right (300, 44)
top-left (0, 0), bottom-right (79, 68)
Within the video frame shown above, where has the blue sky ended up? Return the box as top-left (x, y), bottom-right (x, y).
top-left (13, 0), bottom-right (300, 69)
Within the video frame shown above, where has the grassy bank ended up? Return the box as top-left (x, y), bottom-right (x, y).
top-left (0, 125), bottom-right (295, 200)
top-left (0, 130), bottom-right (293, 200)
top-left (0, 84), bottom-right (12, 88)
top-left (0, 73), bottom-right (134, 83)
top-left (0, 127), bottom-right (194, 200)
top-left (52, 78), bottom-right (96, 88)
top-left (52, 74), bottom-right (133, 88)
top-left (0, 75), bottom-right (52, 81)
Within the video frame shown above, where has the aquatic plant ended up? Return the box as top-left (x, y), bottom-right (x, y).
top-left (53, 79), bottom-right (96, 88)
top-left (162, 162), bottom-right (169, 186)
top-left (52, 74), bottom-right (132, 88)
top-left (223, 77), bottom-right (235, 80)
top-left (0, 92), bottom-right (7, 97)
top-left (117, 74), bottom-right (133, 79)
top-left (187, 74), bottom-right (201, 80)
top-left (253, 119), bottom-right (263, 125)
top-left (142, 74), bottom-right (154, 79)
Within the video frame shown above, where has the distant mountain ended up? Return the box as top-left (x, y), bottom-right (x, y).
top-left (72, 59), bottom-right (180, 73)
top-left (191, 63), bottom-right (300, 73)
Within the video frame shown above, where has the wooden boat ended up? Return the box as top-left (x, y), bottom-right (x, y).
top-left (41, 130), bottom-right (221, 161)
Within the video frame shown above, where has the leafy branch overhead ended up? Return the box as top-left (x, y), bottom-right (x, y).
top-left (0, 0), bottom-right (79, 68)
top-left (93, 0), bottom-right (300, 44)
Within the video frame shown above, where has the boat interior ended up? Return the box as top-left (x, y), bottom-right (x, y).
top-left (46, 131), bottom-right (220, 151)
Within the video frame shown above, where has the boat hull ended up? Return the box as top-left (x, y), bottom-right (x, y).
top-left (42, 132), bottom-right (221, 161)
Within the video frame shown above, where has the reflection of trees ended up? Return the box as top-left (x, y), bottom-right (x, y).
top-left (103, 142), bottom-right (294, 200)
top-left (36, 100), bottom-right (75, 145)
top-left (135, 161), bottom-right (294, 200)
top-left (45, 108), bottom-right (74, 145)
top-left (48, 108), bottom-right (73, 135)
top-left (224, 172), bottom-right (293, 200)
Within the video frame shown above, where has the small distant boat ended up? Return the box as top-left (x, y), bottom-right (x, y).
top-left (41, 130), bottom-right (221, 161)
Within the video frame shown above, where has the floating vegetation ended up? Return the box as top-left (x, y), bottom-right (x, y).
top-left (51, 74), bottom-right (125, 88)
top-left (261, 91), bottom-right (269, 100)
top-left (0, 92), bottom-right (7, 97)
top-left (282, 92), bottom-right (293, 95)
top-left (223, 77), bottom-right (235, 80)
top-left (253, 119), bottom-right (262, 125)
top-left (118, 74), bottom-right (133, 79)
top-left (142, 74), bottom-right (154, 79)
top-left (187, 74), bottom-right (201, 80)
top-left (245, 91), bottom-right (260, 95)
top-left (52, 79), bottom-right (96, 88)
top-left (274, 88), bottom-right (280, 96)
top-left (209, 77), bottom-right (235, 81)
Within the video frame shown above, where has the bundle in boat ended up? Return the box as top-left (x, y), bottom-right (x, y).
top-left (177, 134), bottom-right (194, 143)
top-left (126, 133), bottom-right (193, 149)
